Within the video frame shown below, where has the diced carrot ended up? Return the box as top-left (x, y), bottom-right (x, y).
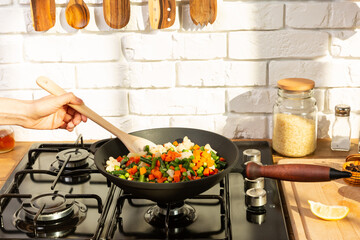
top-left (153, 170), bottom-right (162, 179)
top-left (127, 165), bottom-right (138, 175)
top-left (148, 174), bottom-right (155, 180)
top-left (193, 145), bottom-right (200, 150)
top-left (156, 160), bottom-right (161, 167)
top-left (173, 175), bottom-right (180, 182)
top-left (157, 178), bottom-right (164, 183)
top-left (170, 166), bottom-right (175, 170)
top-left (140, 167), bottom-right (147, 175)
top-left (116, 156), bottom-right (123, 162)
top-left (174, 170), bottom-right (181, 177)
top-left (134, 156), bottom-right (140, 163)
top-left (180, 167), bottom-right (187, 173)
top-left (207, 159), bottom-right (215, 168)
top-left (203, 168), bottom-right (210, 176)
top-left (173, 141), bottom-right (178, 146)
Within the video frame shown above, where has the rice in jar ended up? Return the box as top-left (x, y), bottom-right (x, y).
top-left (272, 78), bottom-right (318, 157)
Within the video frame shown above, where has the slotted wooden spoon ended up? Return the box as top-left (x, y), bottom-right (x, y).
top-left (148, 0), bottom-right (176, 29)
top-left (189, 0), bottom-right (217, 26)
top-left (65, 0), bottom-right (90, 29)
top-left (30, 0), bottom-right (56, 31)
top-left (103, 0), bottom-right (130, 29)
top-left (36, 76), bottom-right (156, 153)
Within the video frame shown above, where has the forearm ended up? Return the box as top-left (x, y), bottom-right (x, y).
top-left (0, 97), bottom-right (32, 127)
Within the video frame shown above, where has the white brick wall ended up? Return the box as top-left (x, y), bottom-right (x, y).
top-left (0, 0), bottom-right (359, 142)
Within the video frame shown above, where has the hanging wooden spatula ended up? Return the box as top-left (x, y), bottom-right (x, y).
top-left (103, 0), bottom-right (130, 29)
top-left (189, 0), bottom-right (217, 26)
top-left (30, 0), bottom-right (56, 31)
top-left (148, 0), bottom-right (176, 29)
top-left (36, 76), bottom-right (156, 153)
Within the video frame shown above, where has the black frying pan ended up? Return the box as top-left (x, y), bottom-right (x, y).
top-left (93, 127), bottom-right (351, 203)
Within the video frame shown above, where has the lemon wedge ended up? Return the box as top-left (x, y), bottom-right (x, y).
top-left (308, 200), bottom-right (349, 221)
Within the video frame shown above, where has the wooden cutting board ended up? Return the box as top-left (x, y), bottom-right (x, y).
top-left (279, 158), bottom-right (360, 240)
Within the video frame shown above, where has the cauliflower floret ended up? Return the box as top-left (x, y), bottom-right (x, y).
top-left (178, 151), bottom-right (193, 160)
top-left (106, 157), bottom-right (120, 172)
top-left (127, 151), bottom-right (147, 158)
top-left (163, 142), bottom-right (176, 151)
top-left (204, 143), bottom-right (217, 154)
top-left (167, 169), bottom-right (174, 178)
top-left (176, 136), bottom-right (194, 152)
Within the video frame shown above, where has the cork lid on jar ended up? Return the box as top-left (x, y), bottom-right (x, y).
top-left (277, 78), bottom-right (315, 91)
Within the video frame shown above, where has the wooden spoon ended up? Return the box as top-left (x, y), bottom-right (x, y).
top-left (103, 0), bottom-right (130, 29)
top-left (30, 0), bottom-right (56, 31)
top-left (36, 76), bottom-right (156, 153)
top-left (189, 0), bottom-right (217, 26)
top-left (148, 0), bottom-right (176, 29)
top-left (65, 0), bottom-right (90, 29)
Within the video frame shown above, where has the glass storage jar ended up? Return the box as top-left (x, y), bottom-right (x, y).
top-left (0, 125), bottom-right (15, 153)
top-left (272, 78), bottom-right (318, 157)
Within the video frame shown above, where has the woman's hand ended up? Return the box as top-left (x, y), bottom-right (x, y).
top-left (0, 94), bottom-right (87, 131)
top-left (26, 93), bottom-right (88, 131)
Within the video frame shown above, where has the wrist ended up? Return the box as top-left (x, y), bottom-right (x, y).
top-left (0, 98), bottom-right (32, 127)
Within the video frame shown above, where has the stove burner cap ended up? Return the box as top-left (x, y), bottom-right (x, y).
top-left (22, 192), bottom-right (74, 221)
top-left (56, 148), bottom-right (89, 168)
top-left (144, 202), bottom-right (197, 228)
top-left (14, 193), bottom-right (87, 238)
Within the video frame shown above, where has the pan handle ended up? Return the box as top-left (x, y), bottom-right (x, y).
top-left (244, 162), bottom-right (352, 182)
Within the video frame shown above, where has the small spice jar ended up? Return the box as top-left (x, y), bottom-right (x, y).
top-left (331, 104), bottom-right (351, 151)
top-left (0, 126), bottom-right (15, 153)
top-left (272, 78), bottom-right (318, 157)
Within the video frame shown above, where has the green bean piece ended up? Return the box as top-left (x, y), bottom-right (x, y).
top-left (120, 157), bottom-right (129, 165)
top-left (111, 170), bottom-right (126, 176)
top-left (159, 158), bottom-right (165, 168)
top-left (140, 156), bottom-right (152, 165)
top-left (151, 158), bottom-right (157, 169)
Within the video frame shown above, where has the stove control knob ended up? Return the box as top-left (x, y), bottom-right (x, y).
top-left (244, 177), bottom-right (264, 192)
top-left (245, 188), bottom-right (267, 208)
top-left (243, 149), bottom-right (261, 164)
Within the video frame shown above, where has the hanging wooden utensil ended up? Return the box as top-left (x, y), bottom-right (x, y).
top-left (148, 0), bottom-right (176, 29)
top-left (103, 0), bottom-right (130, 29)
top-left (65, 0), bottom-right (90, 29)
top-left (189, 0), bottom-right (217, 26)
top-left (30, 0), bottom-right (56, 31)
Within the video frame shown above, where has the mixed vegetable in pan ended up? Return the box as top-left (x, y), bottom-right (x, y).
top-left (105, 137), bottom-right (227, 183)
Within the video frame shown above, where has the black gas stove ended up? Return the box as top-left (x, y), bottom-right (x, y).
top-left (0, 137), bottom-right (288, 239)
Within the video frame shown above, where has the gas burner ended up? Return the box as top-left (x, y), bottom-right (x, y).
top-left (144, 202), bottom-right (197, 229)
top-left (50, 148), bottom-right (92, 184)
top-left (56, 148), bottom-right (90, 168)
top-left (13, 192), bottom-right (87, 238)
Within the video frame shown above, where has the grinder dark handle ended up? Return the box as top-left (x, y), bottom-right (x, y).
top-left (244, 162), bottom-right (352, 182)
